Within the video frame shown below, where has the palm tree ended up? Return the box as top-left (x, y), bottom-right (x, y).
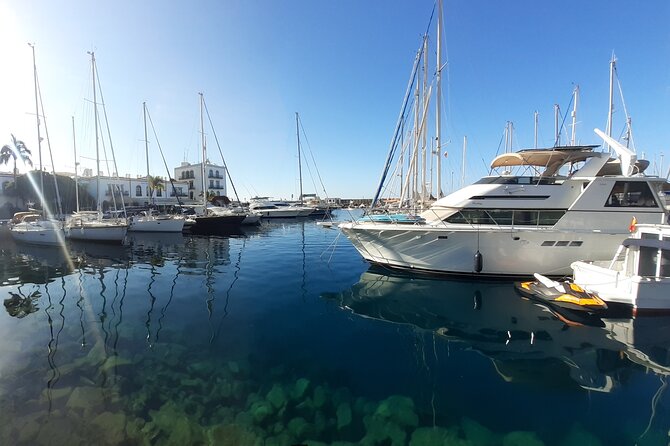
top-left (147, 175), bottom-right (165, 205)
top-left (1, 134), bottom-right (33, 206)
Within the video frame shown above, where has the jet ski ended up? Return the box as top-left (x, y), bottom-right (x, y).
top-left (515, 273), bottom-right (608, 315)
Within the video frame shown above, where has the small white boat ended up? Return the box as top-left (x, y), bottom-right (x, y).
top-left (571, 223), bottom-right (670, 315)
top-left (9, 211), bottom-right (64, 246)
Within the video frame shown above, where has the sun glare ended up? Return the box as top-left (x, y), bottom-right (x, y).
top-left (0, 4), bottom-right (37, 174)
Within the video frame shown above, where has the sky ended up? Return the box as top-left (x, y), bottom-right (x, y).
top-left (1, 0), bottom-right (669, 201)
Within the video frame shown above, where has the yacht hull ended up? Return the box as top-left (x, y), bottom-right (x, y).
top-left (128, 217), bottom-right (185, 233)
top-left (10, 221), bottom-right (64, 246)
top-left (65, 223), bottom-right (128, 244)
top-left (340, 223), bottom-right (633, 278)
top-left (190, 215), bottom-right (245, 235)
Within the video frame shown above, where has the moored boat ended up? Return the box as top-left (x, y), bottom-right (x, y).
top-left (571, 223), bottom-right (670, 315)
top-left (515, 273), bottom-right (608, 315)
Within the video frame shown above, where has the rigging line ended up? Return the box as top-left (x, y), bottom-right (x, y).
top-left (94, 59), bottom-right (126, 216)
top-left (202, 97), bottom-right (243, 205)
top-left (615, 71), bottom-right (635, 151)
top-left (297, 115), bottom-right (329, 200)
top-left (554, 93), bottom-right (574, 147)
top-left (36, 72), bottom-right (63, 216)
top-left (372, 35), bottom-right (426, 208)
top-left (488, 128), bottom-right (507, 175)
top-left (145, 107), bottom-right (185, 207)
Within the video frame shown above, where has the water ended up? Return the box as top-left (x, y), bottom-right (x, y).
top-left (0, 210), bottom-right (668, 445)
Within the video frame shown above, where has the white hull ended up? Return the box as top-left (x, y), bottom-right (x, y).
top-left (128, 216), bottom-right (185, 233)
top-left (340, 223), bottom-right (634, 277)
top-left (65, 222), bottom-right (128, 243)
top-left (10, 220), bottom-right (64, 246)
top-left (254, 208), bottom-right (308, 218)
top-left (573, 261), bottom-right (670, 311)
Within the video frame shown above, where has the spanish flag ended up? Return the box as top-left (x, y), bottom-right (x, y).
top-left (629, 216), bottom-right (637, 233)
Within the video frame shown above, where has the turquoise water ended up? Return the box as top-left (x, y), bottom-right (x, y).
top-left (0, 211), bottom-right (668, 445)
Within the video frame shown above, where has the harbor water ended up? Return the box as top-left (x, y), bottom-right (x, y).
top-left (0, 210), bottom-right (668, 445)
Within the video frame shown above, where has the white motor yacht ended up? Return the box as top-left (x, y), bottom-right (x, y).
top-left (340, 132), bottom-right (669, 277)
top-left (249, 199), bottom-right (312, 218)
top-left (572, 223), bottom-right (670, 315)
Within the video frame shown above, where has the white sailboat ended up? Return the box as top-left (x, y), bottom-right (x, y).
top-left (65, 52), bottom-right (127, 244)
top-left (189, 93), bottom-right (246, 235)
top-left (128, 102), bottom-right (185, 233)
top-left (10, 43), bottom-right (65, 246)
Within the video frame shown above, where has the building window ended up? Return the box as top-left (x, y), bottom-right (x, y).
top-left (209, 180), bottom-right (214, 188)
top-left (156, 188), bottom-right (162, 197)
top-left (209, 169), bottom-right (213, 178)
top-left (216, 180), bottom-right (220, 188)
top-left (136, 185), bottom-right (142, 196)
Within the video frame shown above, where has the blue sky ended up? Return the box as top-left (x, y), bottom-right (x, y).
top-left (1, 0), bottom-right (669, 201)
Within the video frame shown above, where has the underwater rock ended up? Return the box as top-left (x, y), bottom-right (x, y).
top-left (187, 360), bottom-right (215, 376)
top-left (559, 423), bottom-right (602, 446)
top-left (373, 395), bottom-right (419, 428)
top-left (250, 400), bottom-right (274, 424)
top-left (336, 402), bottom-right (352, 431)
top-left (312, 385), bottom-right (327, 409)
top-left (287, 416), bottom-right (313, 439)
top-left (149, 401), bottom-right (205, 445)
top-left (292, 377), bottom-right (311, 400)
top-left (40, 386), bottom-right (72, 403)
top-left (409, 426), bottom-right (464, 446)
top-left (502, 431), bottom-right (545, 446)
top-left (92, 411), bottom-right (127, 445)
top-left (35, 417), bottom-right (84, 446)
top-left (461, 417), bottom-right (498, 446)
top-left (228, 361), bottom-right (240, 374)
top-left (65, 386), bottom-right (106, 415)
top-left (207, 423), bottom-right (262, 446)
top-left (265, 432), bottom-right (296, 446)
top-left (99, 355), bottom-right (134, 372)
top-left (362, 415), bottom-right (407, 446)
top-left (267, 383), bottom-right (288, 410)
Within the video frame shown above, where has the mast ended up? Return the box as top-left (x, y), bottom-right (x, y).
top-left (435, 0), bottom-right (443, 199)
top-left (199, 92), bottom-right (207, 214)
top-left (72, 116), bottom-right (80, 213)
top-left (570, 85), bottom-right (579, 145)
top-left (606, 55), bottom-right (616, 153)
top-left (143, 101), bottom-right (151, 203)
top-left (296, 112), bottom-right (303, 204)
top-left (533, 111), bottom-right (538, 149)
top-left (461, 135), bottom-right (467, 187)
top-left (421, 35), bottom-right (428, 204)
top-left (553, 104), bottom-right (560, 146)
top-left (29, 43), bottom-right (44, 211)
top-left (88, 51), bottom-right (101, 214)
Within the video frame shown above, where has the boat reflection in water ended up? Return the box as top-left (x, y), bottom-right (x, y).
top-left (325, 266), bottom-right (670, 392)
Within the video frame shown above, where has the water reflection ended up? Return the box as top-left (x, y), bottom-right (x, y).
top-left (325, 266), bottom-right (670, 392)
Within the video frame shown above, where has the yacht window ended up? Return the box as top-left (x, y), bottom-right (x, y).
top-left (444, 209), bottom-right (565, 226)
top-left (638, 247), bottom-right (658, 276)
top-left (661, 249), bottom-right (670, 277)
top-left (605, 181), bottom-right (658, 207)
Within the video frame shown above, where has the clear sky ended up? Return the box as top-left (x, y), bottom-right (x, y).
top-left (1, 0), bottom-right (669, 201)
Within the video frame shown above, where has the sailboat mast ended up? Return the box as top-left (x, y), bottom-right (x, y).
top-left (29, 43), bottom-right (44, 210)
top-left (435, 0), bottom-right (443, 199)
top-left (296, 112), bottom-right (303, 204)
top-left (89, 51), bottom-right (101, 214)
top-left (199, 93), bottom-right (207, 213)
top-left (461, 135), bottom-right (467, 187)
top-left (606, 55), bottom-right (616, 152)
top-left (570, 85), bottom-right (579, 145)
top-left (534, 110), bottom-right (538, 148)
top-left (553, 104), bottom-right (560, 146)
top-left (72, 116), bottom-right (80, 213)
top-left (143, 101), bottom-right (150, 202)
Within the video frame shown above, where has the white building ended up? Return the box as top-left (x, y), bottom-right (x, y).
top-left (173, 161), bottom-right (227, 202)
